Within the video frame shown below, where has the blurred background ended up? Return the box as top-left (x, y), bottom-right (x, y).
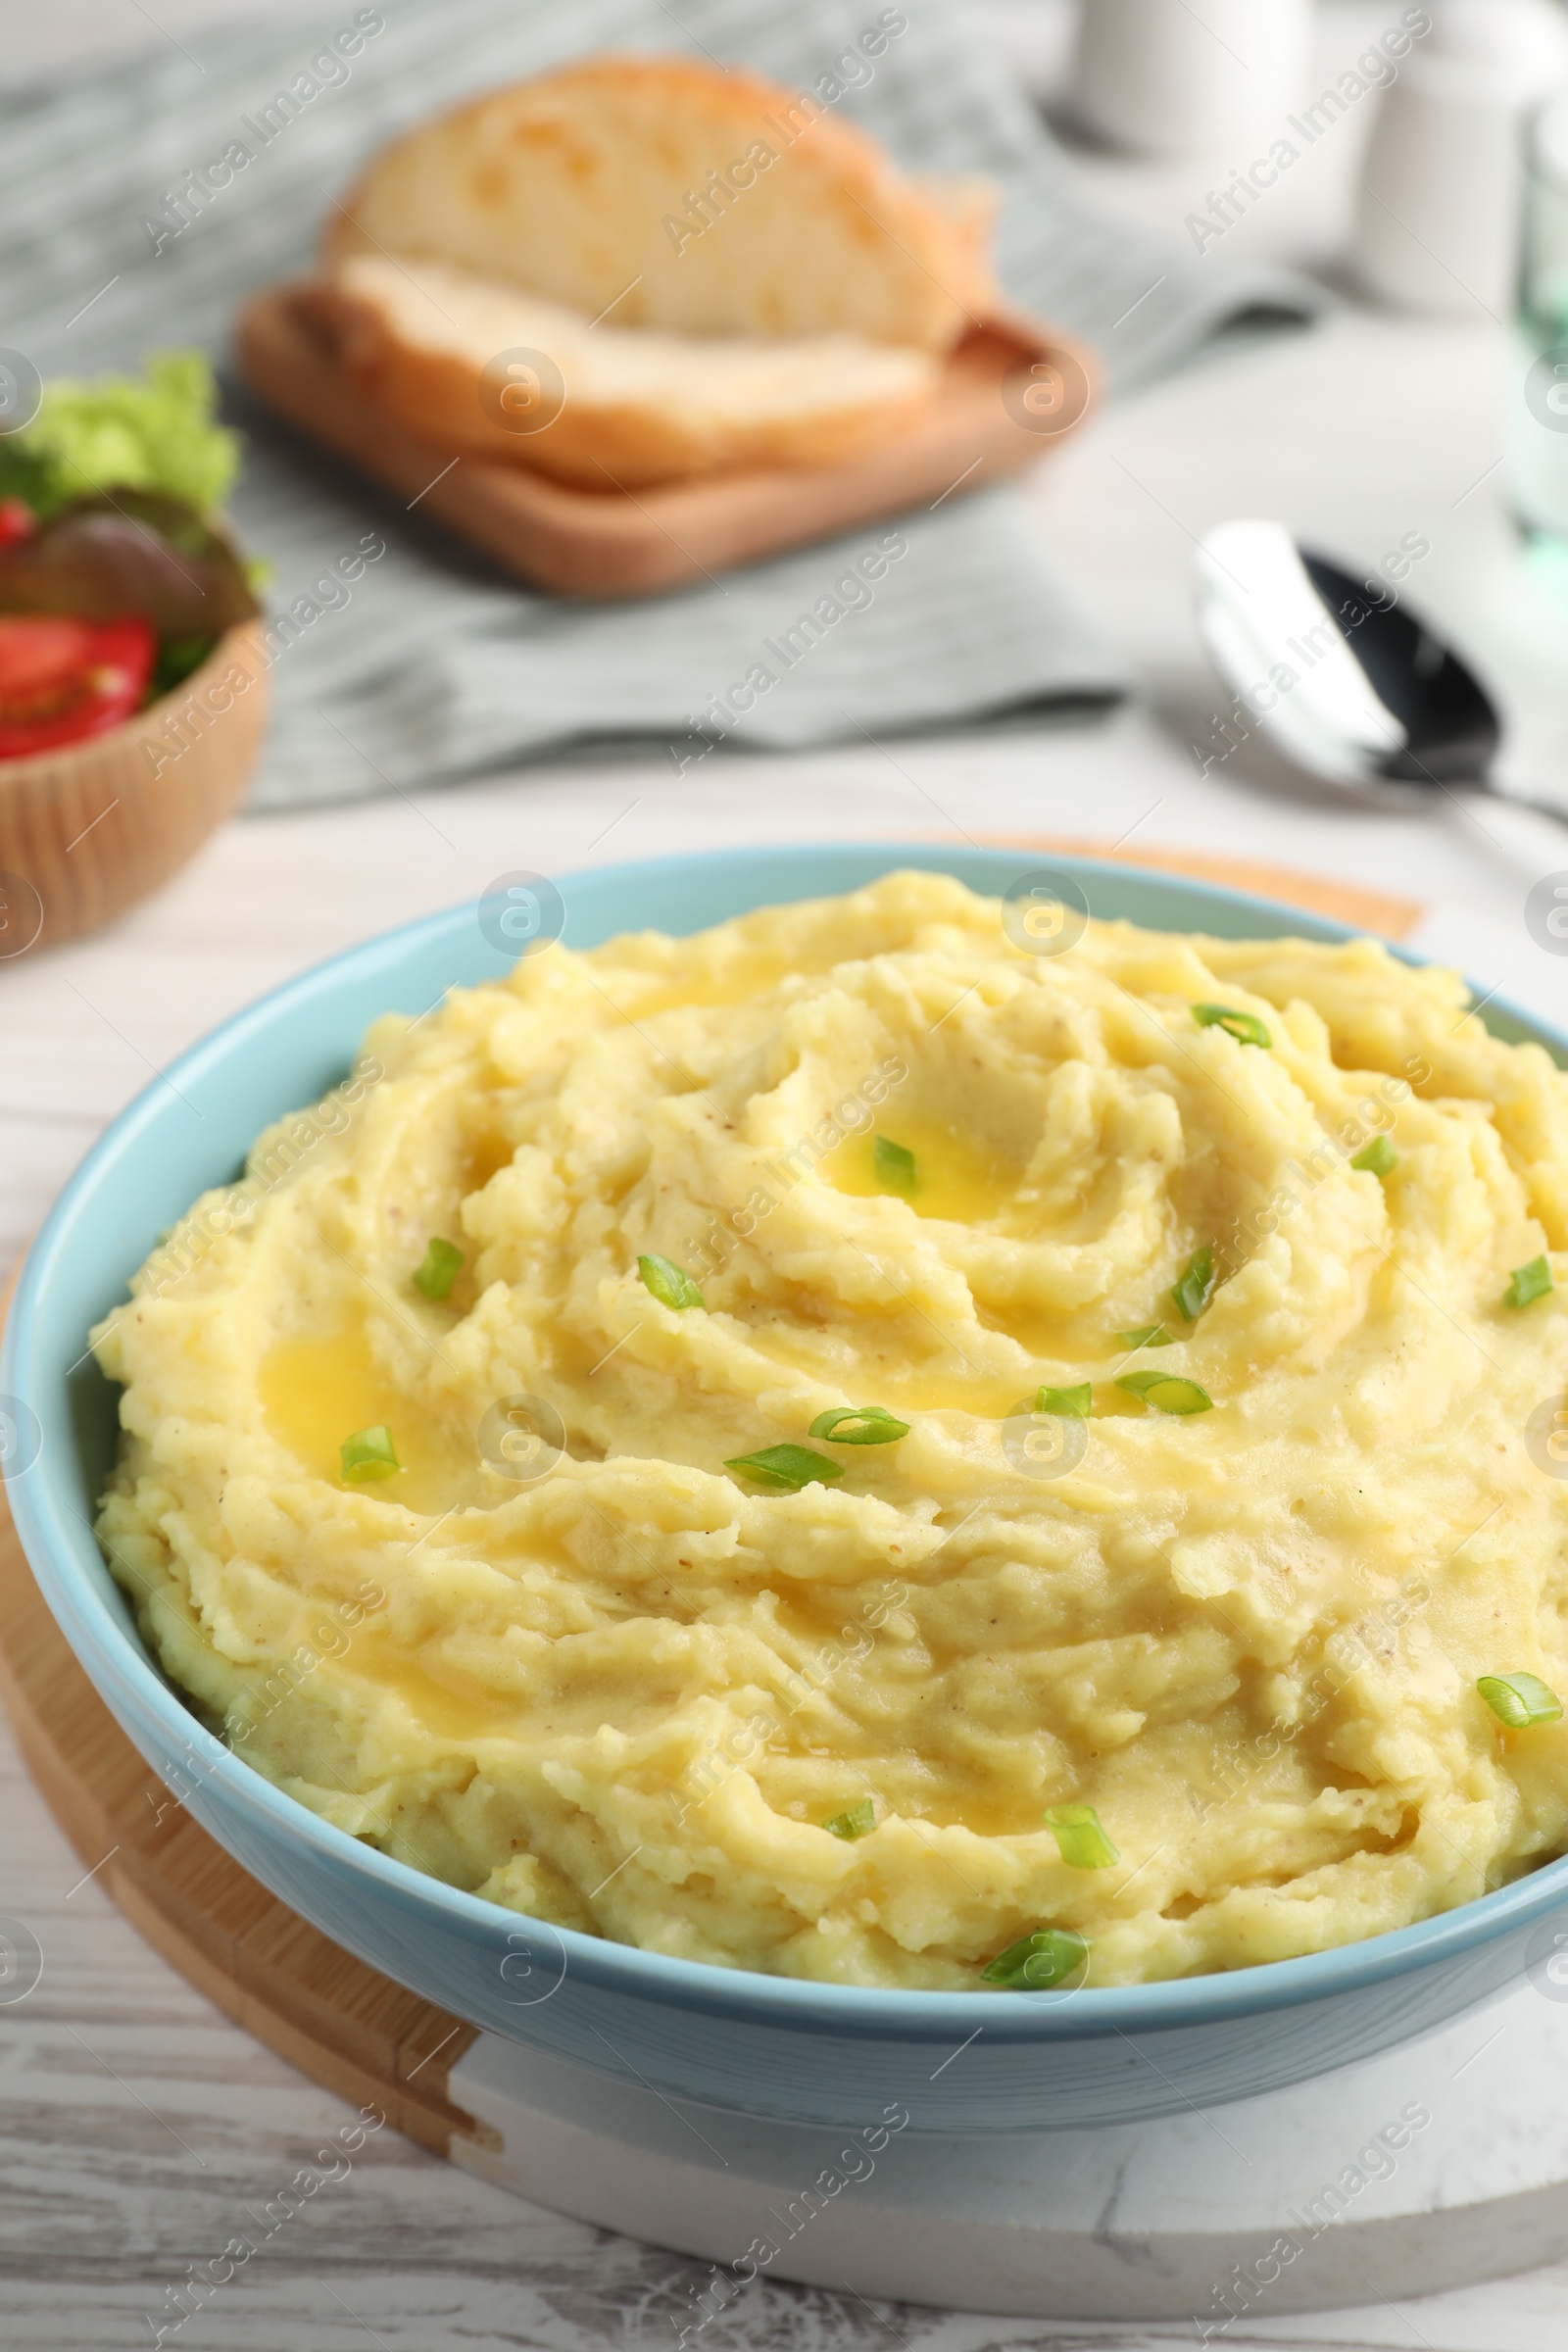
top-left (4, 0), bottom-right (1563, 741)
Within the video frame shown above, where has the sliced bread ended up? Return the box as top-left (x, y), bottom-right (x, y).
top-left (324, 53), bottom-right (994, 354)
top-left (324, 254), bottom-right (943, 486)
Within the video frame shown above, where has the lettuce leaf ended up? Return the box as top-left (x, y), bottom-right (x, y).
top-left (0, 352), bottom-right (240, 519)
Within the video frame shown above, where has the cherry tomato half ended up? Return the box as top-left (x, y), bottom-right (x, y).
top-left (0, 614), bottom-right (156, 760)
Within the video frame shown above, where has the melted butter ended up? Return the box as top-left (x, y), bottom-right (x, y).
top-left (259, 1310), bottom-right (466, 1513)
top-left (874, 1368), bottom-right (1043, 1419)
top-left (620, 955), bottom-right (788, 1020)
top-left (820, 1115), bottom-right (1019, 1225)
top-left (463, 1132), bottom-right (514, 1192)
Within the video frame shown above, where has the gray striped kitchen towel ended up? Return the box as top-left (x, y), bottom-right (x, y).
top-left (0, 0), bottom-right (1322, 808)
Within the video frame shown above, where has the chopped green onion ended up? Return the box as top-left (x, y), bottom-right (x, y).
top-left (1116, 1371), bottom-right (1214, 1416)
top-left (1117, 1325), bottom-right (1175, 1350)
top-left (1045, 1803), bottom-right (1119, 1869)
top-left (1170, 1246), bottom-right (1215, 1325)
top-left (1351, 1136), bottom-right (1397, 1177)
top-left (340, 1425), bottom-right (399, 1481)
top-left (873, 1134), bottom-right (916, 1193)
top-left (1193, 1003), bottom-right (1272, 1050)
top-left (1478, 1672), bottom-right (1564, 1730)
top-left (981, 1927), bottom-right (1089, 1990)
top-left (725, 1444), bottom-right (844, 1492)
top-left (823, 1799), bottom-right (876, 1839)
top-left (1034, 1383), bottom-right (1093, 1419)
top-left (413, 1236), bottom-right (465, 1299)
top-left (639, 1253), bottom-right (705, 1310)
top-left (808, 1406), bottom-right (910, 1446)
top-left (1505, 1256), bottom-right (1553, 1310)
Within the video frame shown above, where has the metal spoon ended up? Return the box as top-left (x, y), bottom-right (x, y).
top-left (1192, 517), bottom-right (1566, 825)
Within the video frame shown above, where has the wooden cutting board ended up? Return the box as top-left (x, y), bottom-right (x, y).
top-left (0, 850), bottom-right (1426, 2158)
top-left (235, 282), bottom-right (1097, 598)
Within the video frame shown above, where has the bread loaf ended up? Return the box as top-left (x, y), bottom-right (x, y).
top-left (324, 52), bottom-right (994, 354)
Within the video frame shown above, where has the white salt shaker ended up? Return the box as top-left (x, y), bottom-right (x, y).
top-left (1070, 0), bottom-right (1313, 158)
top-left (1356, 0), bottom-right (1568, 316)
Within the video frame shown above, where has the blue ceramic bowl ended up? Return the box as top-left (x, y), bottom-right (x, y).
top-left (7, 843), bottom-right (1568, 2133)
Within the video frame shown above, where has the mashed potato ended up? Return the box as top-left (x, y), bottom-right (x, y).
top-left (92, 871), bottom-right (1568, 1987)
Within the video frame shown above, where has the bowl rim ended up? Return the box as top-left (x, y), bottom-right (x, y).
top-left (8, 837), bottom-right (1568, 2040)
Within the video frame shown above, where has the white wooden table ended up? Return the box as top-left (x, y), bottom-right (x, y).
top-left (6, 4), bottom-right (1568, 2345)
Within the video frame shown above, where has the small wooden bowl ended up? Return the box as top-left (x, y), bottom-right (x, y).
top-left (0, 618), bottom-right (270, 956)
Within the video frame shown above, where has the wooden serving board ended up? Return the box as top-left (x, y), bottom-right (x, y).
top-left (235, 282), bottom-right (1095, 598)
top-left (0, 852), bottom-right (1426, 2160)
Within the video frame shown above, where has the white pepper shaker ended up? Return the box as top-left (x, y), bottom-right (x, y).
top-left (1356, 0), bottom-right (1568, 316)
top-left (1070, 0), bottom-right (1313, 158)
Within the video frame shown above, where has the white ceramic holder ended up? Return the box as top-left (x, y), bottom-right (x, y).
top-left (443, 1969), bottom-right (1568, 2325)
top-left (1069, 0), bottom-right (1312, 158)
top-left (1357, 0), bottom-right (1568, 317)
